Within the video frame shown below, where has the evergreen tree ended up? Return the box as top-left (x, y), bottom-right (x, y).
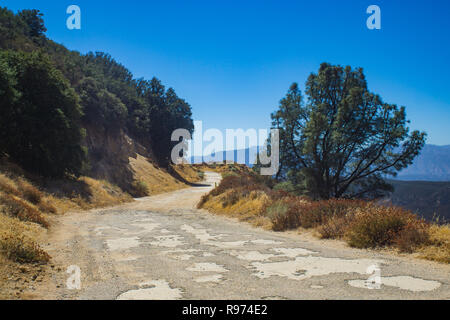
top-left (0, 51), bottom-right (86, 177)
top-left (272, 63), bottom-right (426, 199)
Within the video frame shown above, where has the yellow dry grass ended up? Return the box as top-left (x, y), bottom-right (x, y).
top-left (201, 189), bottom-right (272, 229)
top-left (418, 224), bottom-right (450, 264)
top-left (0, 214), bottom-right (49, 263)
top-left (192, 163), bottom-right (250, 175)
top-left (48, 177), bottom-right (133, 213)
top-left (129, 155), bottom-right (203, 196)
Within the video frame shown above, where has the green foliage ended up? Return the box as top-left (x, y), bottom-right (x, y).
top-left (0, 7), bottom-right (194, 177)
top-left (77, 77), bottom-right (128, 131)
top-left (272, 63), bottom-right (426, 200)
top-left (273, 181), bottom-right (296, 193)
top-left (132, 180), bottom-right (149, 197)
top-left (0, 50), bottom-right (86, 177)
top-left (18, 9), bottom-right (47, 38)
top-left (138, 79), bottom-right (194, 166)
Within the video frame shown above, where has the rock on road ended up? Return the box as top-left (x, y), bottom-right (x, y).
top-left (35, 172), bottom-right (449, 300)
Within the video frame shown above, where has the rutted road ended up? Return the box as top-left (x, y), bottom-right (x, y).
top-left (36, 172), bottom-right (449, 300)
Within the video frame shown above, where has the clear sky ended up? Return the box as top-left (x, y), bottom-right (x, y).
top-left (2, 0), bottom-right (450, 147)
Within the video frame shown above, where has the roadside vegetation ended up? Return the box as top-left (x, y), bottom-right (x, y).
top-left (195, 63), bottom-right (445, 265)
top-left (198, 171), bottom-right (449, 263)
top-left (199, 62), bottom-right (448, 264)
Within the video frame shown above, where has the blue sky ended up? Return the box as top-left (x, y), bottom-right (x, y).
top-left (2, 0), bottom-right (450, 148)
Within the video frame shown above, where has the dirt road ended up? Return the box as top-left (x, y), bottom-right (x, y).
top-left (34, 172), bottom-right (449, 300)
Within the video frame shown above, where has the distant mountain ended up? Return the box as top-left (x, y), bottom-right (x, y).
top-left (191, 144), bottom-right (450, 181)
top-left (190, 146), bottom-right (259, 166)
top-left (395, 144), bottom-right (450, 181)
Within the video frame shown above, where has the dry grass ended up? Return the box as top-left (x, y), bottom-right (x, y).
top-left (129, 155), bottom-right (203, 197)
top-left (173, 164), bottom-right (205, 183)
top-left (198, 171), bottom-right (450, 264)
top-left (193, 163), bottom-right (251, 176)
top-left (418, 225), bottom-right (450, 263)
top-left (47, 176), bottom-right (133, 213)
top-left (201, 189), bottom-right (272, 228)
top-left (0, 214), bottom-right (49, 263)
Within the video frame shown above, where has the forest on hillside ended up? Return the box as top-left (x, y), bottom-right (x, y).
top-left (0, 7), bottom-right (194, 179)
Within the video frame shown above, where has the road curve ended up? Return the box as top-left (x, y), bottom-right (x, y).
top-left (35, 172), bottom-right (449, 300)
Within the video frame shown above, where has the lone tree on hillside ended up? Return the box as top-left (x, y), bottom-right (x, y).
top-left (271, 63), bottom-right (426, 199)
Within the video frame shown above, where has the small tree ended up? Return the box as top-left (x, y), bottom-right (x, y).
top-left (272, 63), bottom-right (426, 199)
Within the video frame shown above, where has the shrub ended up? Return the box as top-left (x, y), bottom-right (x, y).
top-left (132, 180), bottom-right (149, 197)
top-left (266, 198), bottom-right (368, 231)
top-left (221, 190), bottom-right (241, 207)
top-left (345, 206), bottom-right (423, 249)
top-left (0, 231), bottom-right (50, 263)
top-left (265, 200), bottom-right (290, 231)
top-left (273, 181), bottom-right (296, 194)
top-left (318, 214), bottom-right (355, 239)
top-left (394, 223), bottom-right (429, 253)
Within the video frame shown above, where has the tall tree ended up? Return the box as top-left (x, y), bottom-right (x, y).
top-left (272, 63), bottom-right (426, 199)
top-left (18, 9), bottom-right (46, 38)
top-left (0, 51), bottom-right (86, 177)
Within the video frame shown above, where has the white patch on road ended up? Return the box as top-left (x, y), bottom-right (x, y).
top-left (106, 237), bottom-right (141, 251)
top-left (216, 241), bottom-right (249, 248)
top-left (117, 280), bottom-right (183, 300)
top-left (187, 263), bottom-right (229, 273)
top-left (94, 226), bottom-right (124, 236)
top-left (251, 256), bottom-right (382, 280)
top-left (181, 224), bottom-right (222, 243)
top-left (272, 248), bottom-right (317, 258)
top-left (131, 223), bottom-right (161, 233)
top-left (203, 252), bottom-right (215, 257)
top-left (229, 250), bottom-right (275, 261)
top-left (134, 218), bottom-right (154, 222)
top-left (348, 276), bottom-right (441, 292)
top-left (194, 274), bottom-right (224, 283)
top-left (113, 254), bottom-right (141, 262)
top-left (251, 239), bottom-right (282, 245)
top-left (150, 235), bottom-right (185, 248)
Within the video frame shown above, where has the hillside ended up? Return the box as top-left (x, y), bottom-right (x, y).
top-left (0, 7), bottom-right (195, 193)
top-left (0, 6), bottom-right (203, 299)
top-left (387, 180), bottom-right (450, 222)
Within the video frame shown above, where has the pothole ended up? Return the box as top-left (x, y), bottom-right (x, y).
top-left (116, 280), bottom-right (183, 300)
top-left (251, 256), bottom-right (382, 280)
